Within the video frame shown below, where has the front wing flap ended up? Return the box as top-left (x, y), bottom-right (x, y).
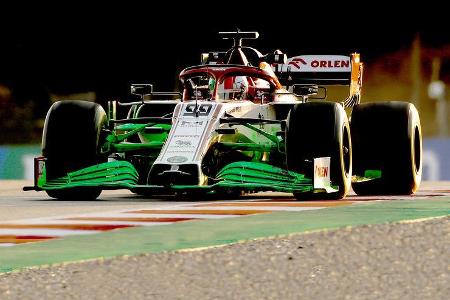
top-left (39, 161), bottom-right (139, 190)
top-left (30, 160), bottom-right (338, 195)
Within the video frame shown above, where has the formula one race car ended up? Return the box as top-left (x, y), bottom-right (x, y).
top-left (24, 31), bottom-right (422, 200)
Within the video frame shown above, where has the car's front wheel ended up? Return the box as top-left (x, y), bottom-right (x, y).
top-left (286, 101), bottom-right (351, 200)
top-left (42, 100), bottom-right (107, 200)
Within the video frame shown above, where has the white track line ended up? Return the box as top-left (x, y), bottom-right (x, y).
top-left (0, 229), bottom-right (102, 237)
top-left (2, 214), bottom-right (237, 225)
top-left (60, 213), bottom-right (239, 220)
top-left (0, 220), bottom-right (178, 226)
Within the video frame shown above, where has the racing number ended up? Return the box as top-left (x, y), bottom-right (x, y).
top-left (184, 104), bottom-right (213, 117)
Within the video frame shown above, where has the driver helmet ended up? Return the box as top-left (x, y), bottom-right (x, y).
top-left (218, 76), bottom-right (249, 100)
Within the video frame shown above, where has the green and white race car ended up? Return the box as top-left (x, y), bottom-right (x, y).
top-left (25, 31), bottom-right (422, 200)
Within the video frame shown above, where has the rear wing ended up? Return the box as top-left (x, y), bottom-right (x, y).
top-left (274, 53), bottom-right (363, 107)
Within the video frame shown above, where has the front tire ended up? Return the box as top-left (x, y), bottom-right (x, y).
top-left (46, 188), bottom-right (102, 201)
top-left (42, 100), bottom-right (107, 200)
top-left (286, 102), bottom-right (352, 200)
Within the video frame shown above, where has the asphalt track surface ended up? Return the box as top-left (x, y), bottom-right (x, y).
top-left (0, 181), bottom-right (449, 299)
top-left (0, 216), bottom-right (448, 300)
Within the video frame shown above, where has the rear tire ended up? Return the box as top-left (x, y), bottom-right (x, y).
top-left (351, 101), bottom-right (422, 195)
top-left (42, 100), bottom-right (107, 200)
top-left (286, 102), bottom-right (352, 200)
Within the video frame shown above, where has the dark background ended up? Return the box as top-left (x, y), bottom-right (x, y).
top-left (1, 6), bottom-right (448, 97)
top-left (0, 5), bottom-right (448, 141)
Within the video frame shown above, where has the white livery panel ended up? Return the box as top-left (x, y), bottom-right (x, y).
top-left (277, 55), bottom-right (351, 73)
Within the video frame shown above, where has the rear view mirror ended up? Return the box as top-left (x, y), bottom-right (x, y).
top-left (131, 84), bottom-right (153, 97)
top-left (265, 53), bottom-right (287, 64)
top-left (293, 84), bottom-right (318, 96)
top-left (201, 52), bottom-right (226, 64)
top-left (293, 84), bottom-right (327, 99)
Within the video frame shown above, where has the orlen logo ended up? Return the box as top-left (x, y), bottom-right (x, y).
top-left (315, 165), bottom-right (329, 178)
top-left (288, 57), bottom-right (307, 69)
top-left (286, 56), bottom-right (351, 73)
top-left (311, 60), bottom-right (350, 68)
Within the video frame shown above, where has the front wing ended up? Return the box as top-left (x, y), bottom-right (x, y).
top-left (25, 159), bottom-right (339, 195)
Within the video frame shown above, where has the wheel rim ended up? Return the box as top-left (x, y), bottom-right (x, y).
top-left (342, 125), bottom-right (351, 176)
top-left (414, 125), bottom-right (421, 174)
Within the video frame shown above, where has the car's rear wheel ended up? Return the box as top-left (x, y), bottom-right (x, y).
top-left (351, 101), bottom-right (422, 195)
top-left (42, 100), bottom-right (107, 200)
top-left (286, 102), bottom-right (352, 200)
